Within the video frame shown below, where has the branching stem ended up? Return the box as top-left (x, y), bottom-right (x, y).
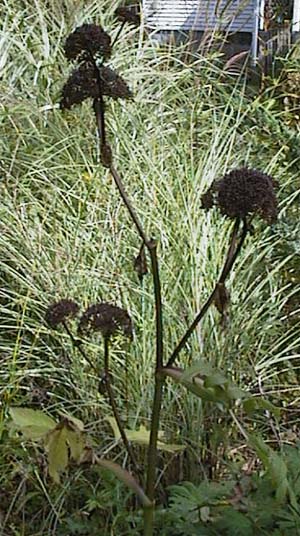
top-left (91, 49), bottom-right (164, 535)
top-left (166, 218), bottom-right (248, 368)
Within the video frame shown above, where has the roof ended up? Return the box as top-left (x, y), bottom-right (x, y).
top-left (143, 0), bottom-right (257, 33)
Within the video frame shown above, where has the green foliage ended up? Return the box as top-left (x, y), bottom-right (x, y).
top-left (159, 443), bottom-right (300, 536)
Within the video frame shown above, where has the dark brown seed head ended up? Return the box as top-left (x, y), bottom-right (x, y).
top-left (115, 4), bottom-right (141, 26)
top-left (60, 62), bottom-right (98, 109)
top-left (64, 24), bottom-right (111, 61)
top-left (201, 168), bottom-right (278, 223)
top-left (45, 299), bottom-right (79, 328)
top-left (60, 63), bottom-right (132, 109)
top-left (100, 66), bottom-right (133, 100)
top-left (78, 302), bottom-right (133, 340)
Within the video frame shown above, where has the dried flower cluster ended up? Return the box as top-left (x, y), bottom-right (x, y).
top-left (60, 63), bottom-right (132, 109)
top-left (100, 66), bottom-right (133, 100)
top-left (78, 302), bottom-right (133, 339)
top-left (201, 168), bottom-right (278, 223)
top-left (115, 4), bottom-right (140, 26)
top-left (60, 62), bottom-right (98, 109)
top-left (45, 299), bottom-right (79, 328)
top-left (64, 24), bottom-right (111, 61)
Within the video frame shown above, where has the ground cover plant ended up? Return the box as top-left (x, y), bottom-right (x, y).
top-left (1, 1), bottom-right (300, 535)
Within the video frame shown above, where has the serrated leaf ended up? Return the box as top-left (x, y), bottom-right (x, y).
top-left (248, 433), bottom-right (271, 466)
top-left (164, 366), bottom-right (245, 404)
top-left (19, 425), bottom-right (55, 440)
top-left (269, 451), bottom-right (288, 503)
top-left (66, 429), bottom-right (85, 461)
top-left (243, 397), bottom-right (280, 417)
top-left (46, 427), bottom-right (68, 483)
top-left (106, 416), bottom-right (120, 440)
top-left (225, 385), bottom-right (246, 400)
top-left (181, 360), bottom-right (214, 382)
top-left (10, 407), bottom-right (56, 439)
top-left (204, 372), bottom-right (227, 387)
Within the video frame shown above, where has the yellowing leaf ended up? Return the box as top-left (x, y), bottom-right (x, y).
top-left (46, 427), bottom-right (68, 484)
top-left (58, 412), bottom-right (84, 432)
top-left (20, 425), bottom-right (55, 441)
top-left (66, 429), bottom-right (85, 461)
top-left (157, 441), bottom-right (185, 453)
top-left (106, 416), bottom-right (121, 440)
top-left (10, 407), bottom-right (56, 440)
top-left (106, 418), bottom-right (185, 453)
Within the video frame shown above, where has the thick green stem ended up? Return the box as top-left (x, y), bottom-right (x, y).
top-left (144, 375), bottom-right (164, 534)
top-left (143, 242), bottom-right (164, 534)
top-left (148, 241), bottom-right (163, 369)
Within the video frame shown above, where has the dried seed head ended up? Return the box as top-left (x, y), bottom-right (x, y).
top-left (115, 4), bottom-right (141, 26)
top-left (64, 24), bottom-right (111, 61)
top-left (45, 299), bottom-right (79, 328)
top-left (200, 189), bottom-right (215, 210)
top-left (100, 66), bottom-right (133, 100)
top-left (60, 62), bottom-right (98, 109)
top-left (201, 168), bottom-right (278, 223)
top-left (60, 64), bottom-right (132, 109)
top-left (78, 302), bottom-right (133, 339)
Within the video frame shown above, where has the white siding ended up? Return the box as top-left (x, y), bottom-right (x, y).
top-left (143, 0), bottom-right (256, 33)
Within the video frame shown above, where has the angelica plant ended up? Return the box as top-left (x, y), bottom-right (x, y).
top-left (8, 8), bottom-right (281, 536)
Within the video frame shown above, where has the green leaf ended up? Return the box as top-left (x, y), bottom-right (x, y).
top-left (269, 451), bottom-right (288, 503)
top-left (46, 426), bottom-right (69, 483)
top-left (164, 367), bottom-right (246, 404)
top-left (243, 397), bottom-right (280, 417)
top-left (204, 372), bottom-right (227, 387)
top-left (180, 360), bottom-right (214, 381)
top-left (9, 407), bottom-right (56, 440)
top-left (248, 433), bottom-right (271, 466)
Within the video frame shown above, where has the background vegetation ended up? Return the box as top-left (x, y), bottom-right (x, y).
top-left (1, 0), bottom-right (300, 534)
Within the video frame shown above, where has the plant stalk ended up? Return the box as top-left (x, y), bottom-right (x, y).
top-left (109, 166), bottom-right (149, 244)
top-left (91, 52), bottom-right (165, 533)
top-left (111, 20), bottom-right (126, 49)
top-left (143, 242), bottom-right (164, 534)
top-left (62, 320), bottom-right (98, 374)
top-left (166, 218), bottom-right (248, 368)
top-left (103, 336), bottom-right (140, 475)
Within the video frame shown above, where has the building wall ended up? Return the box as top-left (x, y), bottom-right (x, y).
top-left (143, 0), bottom-right (257, 33)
